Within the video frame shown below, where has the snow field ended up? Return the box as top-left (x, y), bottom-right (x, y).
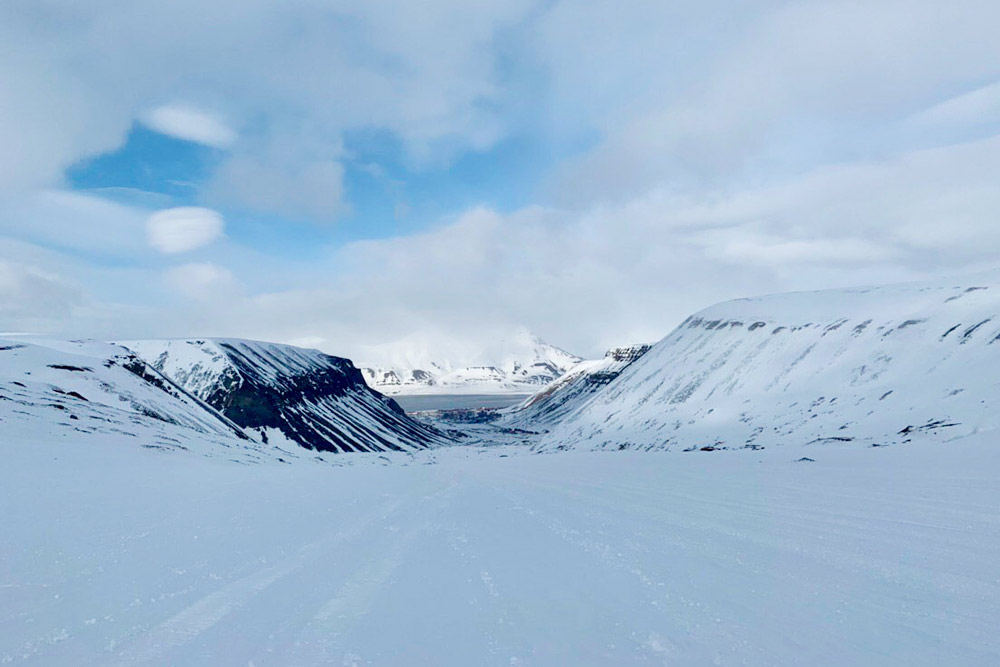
top-left (3, 434), bottom-right (999, 665)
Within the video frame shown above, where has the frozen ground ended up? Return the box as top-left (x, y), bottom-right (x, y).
top-left (3, 434), bottom-right (1000, 665)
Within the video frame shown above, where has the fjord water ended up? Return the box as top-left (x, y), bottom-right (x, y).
top-left (392, 393), bottom-right (530, 412)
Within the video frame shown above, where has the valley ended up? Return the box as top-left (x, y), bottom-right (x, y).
top-left (3, 4), bottom-right (996, 664)
top-left (4, 273), bottom-right (1000, 665)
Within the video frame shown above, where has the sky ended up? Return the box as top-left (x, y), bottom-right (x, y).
top-left (1, 0), bottom-right (999, 361)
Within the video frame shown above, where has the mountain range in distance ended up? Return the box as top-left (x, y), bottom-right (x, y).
top-left (357, 327), bottom-right (582, 396)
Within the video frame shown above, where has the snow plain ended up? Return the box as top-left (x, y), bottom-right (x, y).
top-left (3, 433), bottom-right (999, 665)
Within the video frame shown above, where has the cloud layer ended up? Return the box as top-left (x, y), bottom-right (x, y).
top-left (1, 0), bottom-right (999, 358)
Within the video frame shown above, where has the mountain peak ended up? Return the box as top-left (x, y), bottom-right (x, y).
top-left (357, 328), bottom-right (581, 395)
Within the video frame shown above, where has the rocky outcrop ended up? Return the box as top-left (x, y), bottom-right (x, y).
top-left (125, 339), bottom-right (451, 453)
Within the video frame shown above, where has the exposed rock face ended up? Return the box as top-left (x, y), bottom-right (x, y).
top-left (505, 344), bottom-right (652, 428)
top-left (125, 339), bottom-right (450, 453)
top-left (535, 275), bottom-right (1000, 452)
top-left (605, 345), bottom-right (653, 363)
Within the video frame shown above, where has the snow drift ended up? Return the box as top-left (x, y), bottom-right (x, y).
top-left (536, 275), bottom-right (1000, 451)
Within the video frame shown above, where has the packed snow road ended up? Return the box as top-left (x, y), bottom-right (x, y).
top-left (3, 436), bottom-right (1000, 665)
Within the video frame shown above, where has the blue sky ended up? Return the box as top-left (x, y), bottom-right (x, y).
top-left (2, 1), bottom-right (999, 360)
top-left (65, 122), bottom-right (565, 256)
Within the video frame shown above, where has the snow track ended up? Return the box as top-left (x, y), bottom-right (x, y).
top-left (3, 437), bottom-right (1000, 665)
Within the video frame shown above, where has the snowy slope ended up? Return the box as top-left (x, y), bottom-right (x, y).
top-left (358, 328), bottom-right (581, 395)
top-left (538, 274), bottom-right (1000, 452)
top-left (0, 338), bottom-right (270, 461)
top-left (125, 339), bottom-right (450, 453)
top-left (504, 344), bottom-right (652, 428)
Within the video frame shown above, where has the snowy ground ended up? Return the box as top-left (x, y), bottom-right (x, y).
top-left (3, 435), bottom-right (1000, 665)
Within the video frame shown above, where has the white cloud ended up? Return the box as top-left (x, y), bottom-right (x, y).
top-left (710, 237), bottom-right (896, 265)
top-left (0, 259), bottom-right (84, 334)
top-left (286, 335), bottom-right (327, 350)
top-left (546, 0), bottom-right (1000, 203)
top-left (0, 191), bottom-right (149, 255)
top-left (207, 155), bottom-right (346, 221)
top-left (0, 0), bottom-right (537, 199)
top-left (5, 133), bottom-right (998, 358)
top-left (903, 80), bottom-right (1000, 149)
top-left (141, 104), bottom-right (236, 148)
top-left (164, 262), bottom-right (237, 298)
top-left (146, 207), bottom-right (224, 254)
top-left (210, 135), bottom-right (997, 357)
top-left (0, 26), bottom-right (132, 196)
top-left (2, 0), bottom-right (1000, 357)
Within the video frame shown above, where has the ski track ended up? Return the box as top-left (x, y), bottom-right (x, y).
top-left (4, 443), bottom-right (1000, 665)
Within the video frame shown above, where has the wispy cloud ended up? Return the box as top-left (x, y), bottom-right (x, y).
top-left (164, 262), bottom-right (237, 299)
top-left (207, 155), bottom-right (347, 221)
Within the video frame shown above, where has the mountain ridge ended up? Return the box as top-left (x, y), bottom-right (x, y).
top-left (0, 338), bottom-right (275, 461)
top-left (503, 344), bottom-right (653, 428)
top-left (123, 338), bottom-right (451, 453)
top-left (534, 273), bottom-right (1000, 452)
top-left (359, 328), bottom-right (581, 395)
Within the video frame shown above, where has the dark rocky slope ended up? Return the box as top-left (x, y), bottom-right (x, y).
top-left (125, 339), bottom-right (451, 453)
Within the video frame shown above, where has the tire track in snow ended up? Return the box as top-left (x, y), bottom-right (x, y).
top-left (509, 470), bottom-right (1000, 576)
top-left (487, 469), bottom-right (1000, 660)
top-left (477, 479), bottom-right (710, 664)
top-left (278, 482), bottom-right (457, 666)
top-left (104, 496), bottom-right (405, 666)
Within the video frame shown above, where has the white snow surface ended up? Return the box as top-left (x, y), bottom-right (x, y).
top-left (538, 273), bottom-right (1000, 452)
top-left (3, 434), bottom-right (999, 665)
top-left (358, 327), bottom-right (581, 395)
top-left (122, 338), bottom-right (239, 400)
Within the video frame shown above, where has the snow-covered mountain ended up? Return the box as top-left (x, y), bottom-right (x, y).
top-left (504, 344), bottom-right (652, 428)
top-left (358, 328), bottom-right (581, 395)
top-left (124, 339), bottom-right (450, 453)
top-left (0, 338), bottom-right (274, 461)
top-left (536, 274), bottom-right (1000, 452)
